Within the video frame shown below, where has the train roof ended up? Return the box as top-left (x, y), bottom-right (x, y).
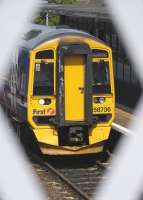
top-left (21, 24), bottom-right (107, 50)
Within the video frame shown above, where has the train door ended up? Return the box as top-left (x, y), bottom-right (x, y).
top-left (57, 43), bottom-right (92, 126)
top-left (64, 55), bottom-right (85, 121)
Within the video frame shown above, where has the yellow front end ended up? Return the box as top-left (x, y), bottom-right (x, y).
top-left (27, 35), bottom-right (115, 155)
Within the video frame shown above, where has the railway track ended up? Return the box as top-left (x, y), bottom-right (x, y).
top-left (57, 158), bottom-right (111, 198)
top-left (30, 151), bottom-right (112, 200)
top-left (29, 129), bottom-right (121, 199)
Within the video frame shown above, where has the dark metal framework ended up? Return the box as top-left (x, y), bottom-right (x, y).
top-left (39, 3), bottom-right (109, 20)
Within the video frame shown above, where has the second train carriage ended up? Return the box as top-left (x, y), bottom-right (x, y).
top-left (1, 24), bottom-right (115, 155)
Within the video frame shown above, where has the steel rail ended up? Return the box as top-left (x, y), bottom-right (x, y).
top-left (112, 122), bottom-right (133, 136)
top-left (32, 153), bottom-right (90, 200)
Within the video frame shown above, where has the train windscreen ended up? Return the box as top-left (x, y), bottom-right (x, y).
top-left (33, 62), bottom-right (54, 96)
top-left (92, 61), bottom-right (111, 94)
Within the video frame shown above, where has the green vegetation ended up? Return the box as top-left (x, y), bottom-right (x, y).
top-left (34, 0), bottom-right (79, 25)
top-left (48, 0), bottom-right (78, 4)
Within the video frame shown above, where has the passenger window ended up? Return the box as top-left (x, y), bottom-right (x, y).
top-left (33, 62), bottom-right (54, 96)
top-left (18, 50), bottom-right (29, 96)
top-left (20, 68), bottom-right (26, 93)
top-left (35, 50), bottom-right (54, 59)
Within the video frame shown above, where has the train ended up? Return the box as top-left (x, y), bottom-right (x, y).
top-left (0, 24), bottom-right (115, 155)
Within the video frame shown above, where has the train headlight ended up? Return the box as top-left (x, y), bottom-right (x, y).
top-left (94, 97), bottom-right (105, 104)
top-left (99, 97), bottom-right (105, 103)
top-left (39, 99), bottom-right (45, 105)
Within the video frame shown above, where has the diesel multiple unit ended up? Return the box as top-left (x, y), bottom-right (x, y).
top-left (1, 24), bottom-right (115, 155)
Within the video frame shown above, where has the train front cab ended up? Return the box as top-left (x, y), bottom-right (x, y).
top-left (28, 35), bottom-right (115, 155)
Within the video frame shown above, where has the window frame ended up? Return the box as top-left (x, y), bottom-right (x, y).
top-left (33, 61), bottom-right (55, 97)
